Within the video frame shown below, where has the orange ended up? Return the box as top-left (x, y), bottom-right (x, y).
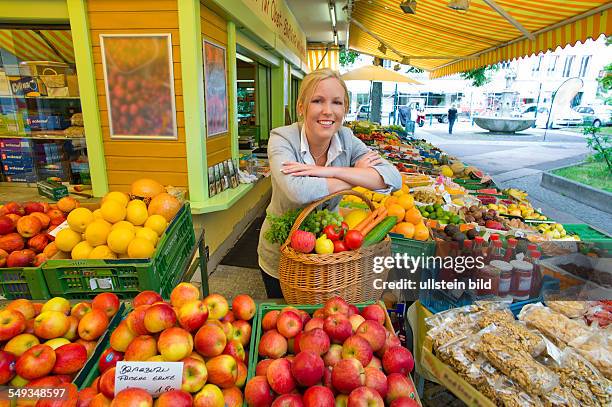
top-left (404, 207), bottom-right (422, 224)
top-left (386, 204), bottom-right (405, 223)
top-left (395, 222), bottom-right (415, 239)
top-left (401, 184), bottom-right (410, 194)
top-left (413, 222), bottom-right (430, 241)
top-left (397, 194), bottom-right (415, 210)
top-left (384, 196), bottom-right (399, 208)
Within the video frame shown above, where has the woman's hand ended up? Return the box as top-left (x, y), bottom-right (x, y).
top-left (281, 162), bottom-right (337, 178)
top-left (355, 151), bottom-right (383, 168)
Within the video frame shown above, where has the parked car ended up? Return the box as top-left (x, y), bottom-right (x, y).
top-left (520, 103), bottom-right (583, 128)
top-left (575, 105), bottom-right (612, 127)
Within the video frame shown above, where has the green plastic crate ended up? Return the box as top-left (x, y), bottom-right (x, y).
top-left (73, 303), bottom-right (129, 388)
top-left (390, 233), bottom-right (436, 258)
top-left (0, 266), bottom-right (50, 300)
top-left (563, 224), bottom-right (612, 250)
top-left (42, 203), bottom-right (196, 299)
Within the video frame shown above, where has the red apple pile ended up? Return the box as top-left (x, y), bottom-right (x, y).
top-left (245, 297), bottom-right (418, 407)
top-left (77, 284), bottom-right (257, 406)
top-left (0, 292), bottom-right (119, 396)
top-left (0, 197), bottom-right (81, 268)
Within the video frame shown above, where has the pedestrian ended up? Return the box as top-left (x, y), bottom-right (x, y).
top-left (257, 68), bottom-right (402, 298)
top-left (448, 104), bottom-right (458, 134)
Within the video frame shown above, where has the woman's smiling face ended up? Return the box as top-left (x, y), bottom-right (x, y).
top-left (300, 77), bottom-right (346, 141)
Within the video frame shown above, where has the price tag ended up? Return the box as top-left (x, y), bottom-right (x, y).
top-left (114, 362), bottom-right (183, 397)
top-left (89, 278), bottom-right (114, 290)
top-left (48, 220), bottom-right (69, 237)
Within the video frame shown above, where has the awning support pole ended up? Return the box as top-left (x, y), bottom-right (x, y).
top-left (481, 0), bottom-right (535, 40)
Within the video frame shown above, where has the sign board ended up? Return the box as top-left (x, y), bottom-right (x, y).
top-left (114, 362), bottom-right (183, 397)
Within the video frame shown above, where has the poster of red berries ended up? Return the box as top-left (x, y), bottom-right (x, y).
top-left (100, 34), bottom-right (177, 140)
top-left (203, 40), bottom-right (228, 137)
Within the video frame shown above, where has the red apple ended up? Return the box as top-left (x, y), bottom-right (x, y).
top-left (299, 328), bottom-right (330, 356)
top-left (110, 321), bottom-right (136, 352)
top-left (205, 354), bottom-right (238, 389)
top-left (75, 339), bottom-right (97, 358)
top-left (267, 358), bottom-right (296, 394)
top-left (232, 320), bottom-right (252, 346)
top-left (181, 356), bottom-right (208, 393)
top-left (323, 343), bottom-right (343, 368)
top-left (24, 202), bottom-right (44, 215)
top-left (178, 300), bottom-right (209, 332)
top-left (124, 335), bottom-right (158, 361)
top-left (155, 389), bottom-right (193, 407)
top-left (296, 309), bottom-right (311, 326)
top-left (62, 315), bottom-right (79, 341)
top-left (223, 339), bottom-right (245, 362)
top-left (0, 350), bottom-right (16, 385)
top-left (303, 386), bottom-right (335, 407)
top-left (256, 359), bottom-right (274, 376)
top-left (194, 324), bottom-right (226, 357)
top-left (272, 394), bottom-right (304, 407)
top-left (386, 373), bottom-right (417, 404)
top-left (342, 335), bottom-right (373, 367)
top-left (193, 384), bottom-right (225, 407)
top-left (324, 314), bottom-right (352, 344)
top-left (92, 293), bottom-right (120, 318)
top-left (349, 315), bottom-right (365, 333)
top-left (258, 329), bottom-right (287, 359)
top-left (15, 344), bottom-right (56, 380)
top-left (356, 320), bottom-right (386, 352)
top-left (0, 248), bottom-right (8, 267)
top-left (0, 309), bottom-right (26, 341)
top-left (232, 294), bottom-right (255, 321)
top-left (90, 393), bottom-right (112, 406)
top-left (347, 386), bottom-right (384, 407)
top-left (365, 367), bottom-right (388, 399)
top-left (360, 305), bottom-right (386, 325)
top-left (144, 303), bottom-right (176, 333)
top-left (111, 387), bottom-right (152, 406)
top-left (126, 305), bottom-right (150, 335)
top-left (77, 386), bottom-right (97, 407)
top-left (3, 202), bottom-right (24, 216)
top-left (331, 358), bottom-right (365, 394)
top-left (276, 311), bottom-right (303, 339)
top-left (99, 366), bottom-right (116, 398)
top-left (382, 346), bottom-right (414, 375)
top-left (245, 376), bottom-right (275, 407)
top-left (99, 347), bottom-right (123, 373)
top-left (378, 332), bottom-right (402, 358)
top-left (133, 291), bottom-right (163, 307)
top-left (291, 350), bottom-right (324, 387)
top-left (170, 282), bottom-right (200, 308)
top-left (203, 293), bottom-right (229, 320)
top-left (0, 215), bottom-right (15, 234)
top-left (78, 309), bottom-right (109, 341)
top-left (389, 397), bottom-right (419, 407)
top-left (348, 305), bottom-right (359, 316)
top-left (323, 297), bottom-right (350, 317)
top-left (33, 311), bottom-right (69, 339)
top-left (0, 232), bottom-right (25, 253)
top-left (36, 382), bottom-right (79, 407)
top-left (158, 327), bottom-right (193, 361)
top-left (27, 233), bottom-right (48, 253)
top-left (304, 317), bottom-right (325, 332)
top-left (220, 310), bottom-right (235, 323)
top-left (222, 386), bottom-right (243, 407)
top-left (16, 215), bottom-right (42, 238)
top-left (32, 253), bottom-right (47, 267)
top-left (367, 356), bottom-right (382, 370)
top-left (262, 310), bottom-right (280, 331)
top-left (236, 360), bottom-right (247, 388)
top-left (30, 212), bottom-right (50, 229)
top-left (7, 249), bottom-right (35, 267)
top-left (53, 342), bottom-right (87, 374)
top-left (3, 333), bottom-right (39, 357)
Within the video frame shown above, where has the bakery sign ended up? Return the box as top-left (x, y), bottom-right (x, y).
top-left (244, 0), bottom-right (307, 62)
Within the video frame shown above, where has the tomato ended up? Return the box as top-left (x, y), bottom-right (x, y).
top-left (323, 225), bottom-right (342, 241)
top-left (344, 230), bottom-right (364, 250)
top-left (340, 222), bottom-right (349, 238)
top-left (333, 240), bottom-right (347, 253)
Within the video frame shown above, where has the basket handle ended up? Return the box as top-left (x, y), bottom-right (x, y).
top-left (42, 67), bottom-right (58, 76)
top-left (280, 189), bottom-right (376, 250)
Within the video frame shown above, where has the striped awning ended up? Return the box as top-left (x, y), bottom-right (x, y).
top-left (307, 46), bottom-right (340, 71)
top-left (0, 29), bottom-right (74, 65)
top-left (348, 0), bottom-right (611, 78)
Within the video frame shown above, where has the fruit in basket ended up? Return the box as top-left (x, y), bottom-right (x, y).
top-left (127, 237), bottom-right (155, 258)
top-left (245, 375), bottom-right (275, 407)
top-left (124, 335), bottom-right (158, 362)
top-left (106, 227), bottom-right (134, 254)
top-left (143, 303), bottom-right (176, 333)
top-left (27, 233), bottom-right (49, 253)
top-left (332, 358), bottom-right (365, 394)
top-left (303, 386), bottom-right (334, 407)
top-left (156, 389), bottom-right (193, 407)
top-left (92, 293), bottom-right (120, 318)
top-left (66, 208), bottom-right (94, 233)
top-left (113, 387), bottom-right (153, 406)
top-left (55, 228), bottom-right (81, 252)
top-left (361, 304), bottom-right (386, 326)
top-left (232, 294), bottom-right (255, 321)
top-left (382, 346), bottom-right (414, 375)
top-left (206, 354), bottom-right (238, 389)
top-left (85, 220), bottom-right (112, 247)
top-left (144, 214), bottom-right (167, 236)
top-left (344, 209), bottom-right (368, 230)
top-left (204, 294), bottom-right (229, 320)
top-left (277, 311), bottom-right (303, 338)
top-left (126, 199), bottom-right (149, 226)
top-left (134, 291), bottom-right (163, 307)
top-left (98, 347), bottom-right (123, 373)
top-left (7, 249), bottom-right (35, 267)
top-left (178, 300), bottom-right (209, 332)
top-left (0, 215), bottom-right (15, 234)
top-left (15, 344), bottom-right (56, 380)
top-left (148, 193), bottom-right (181, 222)
top-left (71, 302), bottom-right (92, 320)
top-left (365, 366), bottom-right (388, 398)
top-left (78, 309), bottom-right (109, 341)
top-left (135, 227), bottom-right (158, 246)
top-left (103, 191), bottom-right (130, 207)
top-left (0, 309), bottom-right (26, 341)
top-left (385, 373), bottom-right (417, 403)
top-left (131, 178), bottom-right (165, 199)
top-left (259, 330), bottom-right (288, 359)
top-left (16, 215), bottom-right (42, 238)
top-left (271, 394), bottom-right (303, 407)
top-left (356, 320), bottom-right (386, 352)
top-left (100, 200), bottom-right (127, 224)
top-left (89, 245), bottom-right (117, 259)
top-left (323, 314), bottom-right (352, 344)
top-left (71, 241), bottom-right (94, 260)
top-left (195, 325), bottom-right (227, 357)
top-left (265, 358), bottom-right (295, 394)
top-left (299, 328), bottom-right (330, 356)
top-left (348, 386), bottom-right (385, 407)
top-left (4, 334), bottom-right (39, 357)
top-left (33, 311), bottom-right (69, 339)
top-left (110, 322), bottom-right (136, 352)
top-left (7, 299), bottom-right (36, 321)
top-left (52, 343), bottom-right (87, 374)
top-left (0, 233), bottom-right (24, 253)
top-left (342, 335), bottom-right (373, 367)
top-left (193, 383), bottom-right (225, 407)
top-left (45, 337), bottom-right (70, 350)
top-left (290, 230), bottom-right (316, 254)
top-left (43, 297), bottom-right (71, 316)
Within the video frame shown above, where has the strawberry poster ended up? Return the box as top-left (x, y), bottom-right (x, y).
top-left (203, 40), bottom-right (228, 137)
top-left (100, 34), bottom-right (177, 140)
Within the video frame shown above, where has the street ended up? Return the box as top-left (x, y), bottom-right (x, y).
top-left (414, 121), bottom-right (612, 234)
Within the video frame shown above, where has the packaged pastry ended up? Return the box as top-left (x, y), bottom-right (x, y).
top-left (568, 330), bottom-right (612, 381)
top-left (518, 303), bottom-right (591, 347)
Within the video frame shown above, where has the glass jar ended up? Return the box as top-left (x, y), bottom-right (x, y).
top-left (475, 265), bottom-right (500, 298)
top-left (509, 259), bottom-right (534, 301)
top-left (490, 260), bottom-right (513, 299)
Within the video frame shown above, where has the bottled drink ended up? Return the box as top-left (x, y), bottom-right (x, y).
top-left (527, 250), bottom-right (543, 298)
top-left (504, 238), bottom-right (518, 262)
top-left (487, 240), bottom-right (504, 263)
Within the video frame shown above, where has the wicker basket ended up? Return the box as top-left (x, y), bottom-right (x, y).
top-left (278, 190), bottom-right (392, 304)
top-left (39, 67), bottom-right (66, 88)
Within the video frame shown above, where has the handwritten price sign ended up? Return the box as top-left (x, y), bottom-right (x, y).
top-left (114, 361), bottom-right (183, 397)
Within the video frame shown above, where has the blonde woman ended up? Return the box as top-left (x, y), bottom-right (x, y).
top-left (257, 68), bottom-right (402, 298)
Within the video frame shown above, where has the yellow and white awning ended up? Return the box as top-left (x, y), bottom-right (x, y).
top-left (307, 46), bottom-right (340, 71)
top-left (348, 0), bottom-right (611, 78)
top-left (0, 29), bottom-right (74, 65)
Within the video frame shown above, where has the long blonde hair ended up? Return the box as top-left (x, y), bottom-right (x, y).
top-left (296, 68), bottom-right (349, 121)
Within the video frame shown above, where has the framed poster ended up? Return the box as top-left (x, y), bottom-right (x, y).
top-left (214, 164), bottom-right (223, 193)
top-left (100, 34), bottom-right (177, 140)
top-left (208, 166), bottom-right (217, 197)
top-left (203, 40), bottom-right (228, 137)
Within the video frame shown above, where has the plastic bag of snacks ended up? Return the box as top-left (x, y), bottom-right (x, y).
top-left (490, 376), bottom-right (545, 407)
top-left (546, 300), bottom-right (588, 319)
top-left (518, 303), bottom-right (592, 348)
top-left (568, 329), bottom-right (612, 381)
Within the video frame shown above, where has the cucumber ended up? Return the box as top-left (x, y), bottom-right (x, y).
top-left (363, 216), bottom-right (398, 247)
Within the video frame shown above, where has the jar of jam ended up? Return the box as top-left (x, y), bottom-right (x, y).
top-left (475, 265), bottom-right (500, 298)
top-left (509, 260), bottom-right (533, 301)
top-left (490, 260), bottom-right (513, 299)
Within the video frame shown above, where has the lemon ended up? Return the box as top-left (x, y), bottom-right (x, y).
top-left (111, 221), bottom-right (135, 233)
top-left (89, 245), bottom-right (117, 259)
top-left (107, 228), bottom-right (135, 254)
top-left (55, 228), bottom-right (82, 252)
top-left (127, 237), bottom-right (155, 258)
top-left (344, 209), bottom-right (368, 229)
top-left (126, 200), bottom-right (148, 226)
top-left (85, 220), bottom-right (112, 247)
top-left (71, 241), bottom-right (94, 259)
top-left (100, 200), bottom-right (126, 224)
top-left (136, 227), bottom-right (158, 247)
top-left (93, 209), bottom-right (103, 219)
top-left (103, 191), bottom-right (129, 207)
top-left (67, 208), bottom-right (94, 233)
top-left (145, 215), bottom-right (168, 236)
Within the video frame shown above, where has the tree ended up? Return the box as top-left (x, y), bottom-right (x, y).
top-left (339, 49), bottom-right (359, 67)
top-left (460, 65), bottom-right (499, 87)
top-left (584, 126), bottom-right (612, 174)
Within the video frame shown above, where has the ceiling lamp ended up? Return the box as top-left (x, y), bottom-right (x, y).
top-left (399, 1), bottom-right (417, 14)
top-left (448, 0), bottom-right (470, 11)
top-left (401, 56), bottom-right (411, 65)
top-left (393, 64), bottom-right (401, 71)
top-left (378, 43), bottom-right (387, 54)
